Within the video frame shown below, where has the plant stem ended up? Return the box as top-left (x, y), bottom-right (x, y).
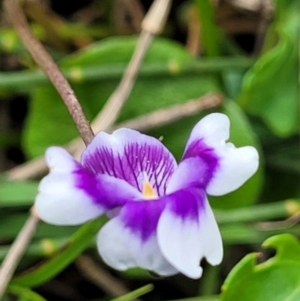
top-left (215, 199), bottom-right (300, 224)
top-left (0, 57), bottom-right (254, 90)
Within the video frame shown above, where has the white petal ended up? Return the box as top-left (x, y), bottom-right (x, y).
top-left (185, 113), bottom-right (230, 151)
top-left (97, 217), bottom-right (178, 276)
top-left (207, 145), bottom-right (259, 196)
top-left (157, 198), bottom-right (223, 279)
top-left (35, 147), bottom-right (105, 225)
top-left (182, 113), bottom-right (259, 195)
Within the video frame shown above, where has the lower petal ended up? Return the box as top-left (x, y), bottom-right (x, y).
top-left (97, 201), bottom-right (178, 276)
top-left (35, 147), bottom-right (140, 225)
top-left (157, 188), bottom-right (223, 279)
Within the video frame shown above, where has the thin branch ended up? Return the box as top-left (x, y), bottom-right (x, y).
top-left (4, 0), bottom-right (94, 145)
top-left (76, 255), bottom-right (129, 297)
top-left (6, 93), bottom-right (223, 181)
top-left (87, 0), bottom-right (173, 140)
top-left (89, 31), bottom-right (152, 136)
top-left (0, 210), bottom-right (40, 296)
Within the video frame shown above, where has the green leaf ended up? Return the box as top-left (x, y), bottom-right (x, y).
top-left (23, 36), bottom-right (220, 158)
top-left (11, 216), bottom-right (106, 287)
top-left (0, 180), bottom-right (38, 208)
top-left (238, 1), bottom-right (299, 137)
top-left (220, 234), bottom-right (300, 301)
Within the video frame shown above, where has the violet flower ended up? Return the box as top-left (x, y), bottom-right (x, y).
top-left (35, 113), bottom-right (259, 279)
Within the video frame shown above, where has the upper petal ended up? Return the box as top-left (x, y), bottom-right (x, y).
top-left (97, 199), bottom-right (178, 276)
top-left (81, 128), bottom-right (177, 196)
top-left (35, 147), bottom-right (140, 225)
top-left (157, 187), bottom-right (223, 279)
top-left (167, 113), bottom-right (259, 195)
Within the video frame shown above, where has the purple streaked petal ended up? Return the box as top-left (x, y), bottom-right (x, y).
top-left (184, 113), bottom-right (230, 155)
top-left (166, 157), bottom-right (212, 194)
top-left (97, 200), bottom-right (178, 276)
top-left (81, 128), bottom-right (177, 196)
top-left (171, 113), bottom-right (258, 194)
top-left (157, 187), bottom-right (223, 279)
top-left (35, 147), bottom-right (140, 225)
top-left (75, 170), bottom-right (141, 208)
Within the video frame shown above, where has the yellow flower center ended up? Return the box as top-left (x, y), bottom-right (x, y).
top-left (142, 181), bottom-right (157, 199)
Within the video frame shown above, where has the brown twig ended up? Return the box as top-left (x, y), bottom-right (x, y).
top-left (76, 255), bottom-right (129, 297)
top-left (0, 209), bottom-right (40, 296)
top-left (6, 93), bottom-right (223, 181)
top-left (4, 0), bottom-right (94, 145)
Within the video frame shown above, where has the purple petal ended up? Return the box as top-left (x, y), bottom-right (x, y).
top-left (157, 187), bottom-right (223, 279)
top-left (97, 199), bottom-right (178, 276)
top-left (81, 128), bottom-right (177, 196)
top-left (35, 147), bottom-right (140, 225)
top-left (167, 113), bottom-right (259, 195)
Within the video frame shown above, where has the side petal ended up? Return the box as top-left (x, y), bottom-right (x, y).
top-left (168, 113), bottom-right (259, 195)
top-left (81, 128), bottom-right (177, 196)
top-left (97, 200), bottom-right (178, 276)
top-left (206, 144), bottom-right (259, 196)
top-left (35, 147), bottom-right (140, 225)
top-left (157, 188), bottom-right (223, 279)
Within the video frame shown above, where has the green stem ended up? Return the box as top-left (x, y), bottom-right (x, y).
top-left (221, 223), bottom-right (300, 245)
top-left (0, 57), bottom-right (253, 91)
top-left (215, 199), bottom-right (300, 224)
top-left (199, 265), bottom-right (221, 296)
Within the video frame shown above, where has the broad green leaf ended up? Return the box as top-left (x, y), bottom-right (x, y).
top-left (238, 1), bottom-right (299, 137)
top-left (23, 36), bottom-right (220, 158)
top-left (220, 234), bottom-right (300, 301)
top-left (11, 216), bottom-right (106, 287)
top-left (0, 180), bottom-right (38, 207)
